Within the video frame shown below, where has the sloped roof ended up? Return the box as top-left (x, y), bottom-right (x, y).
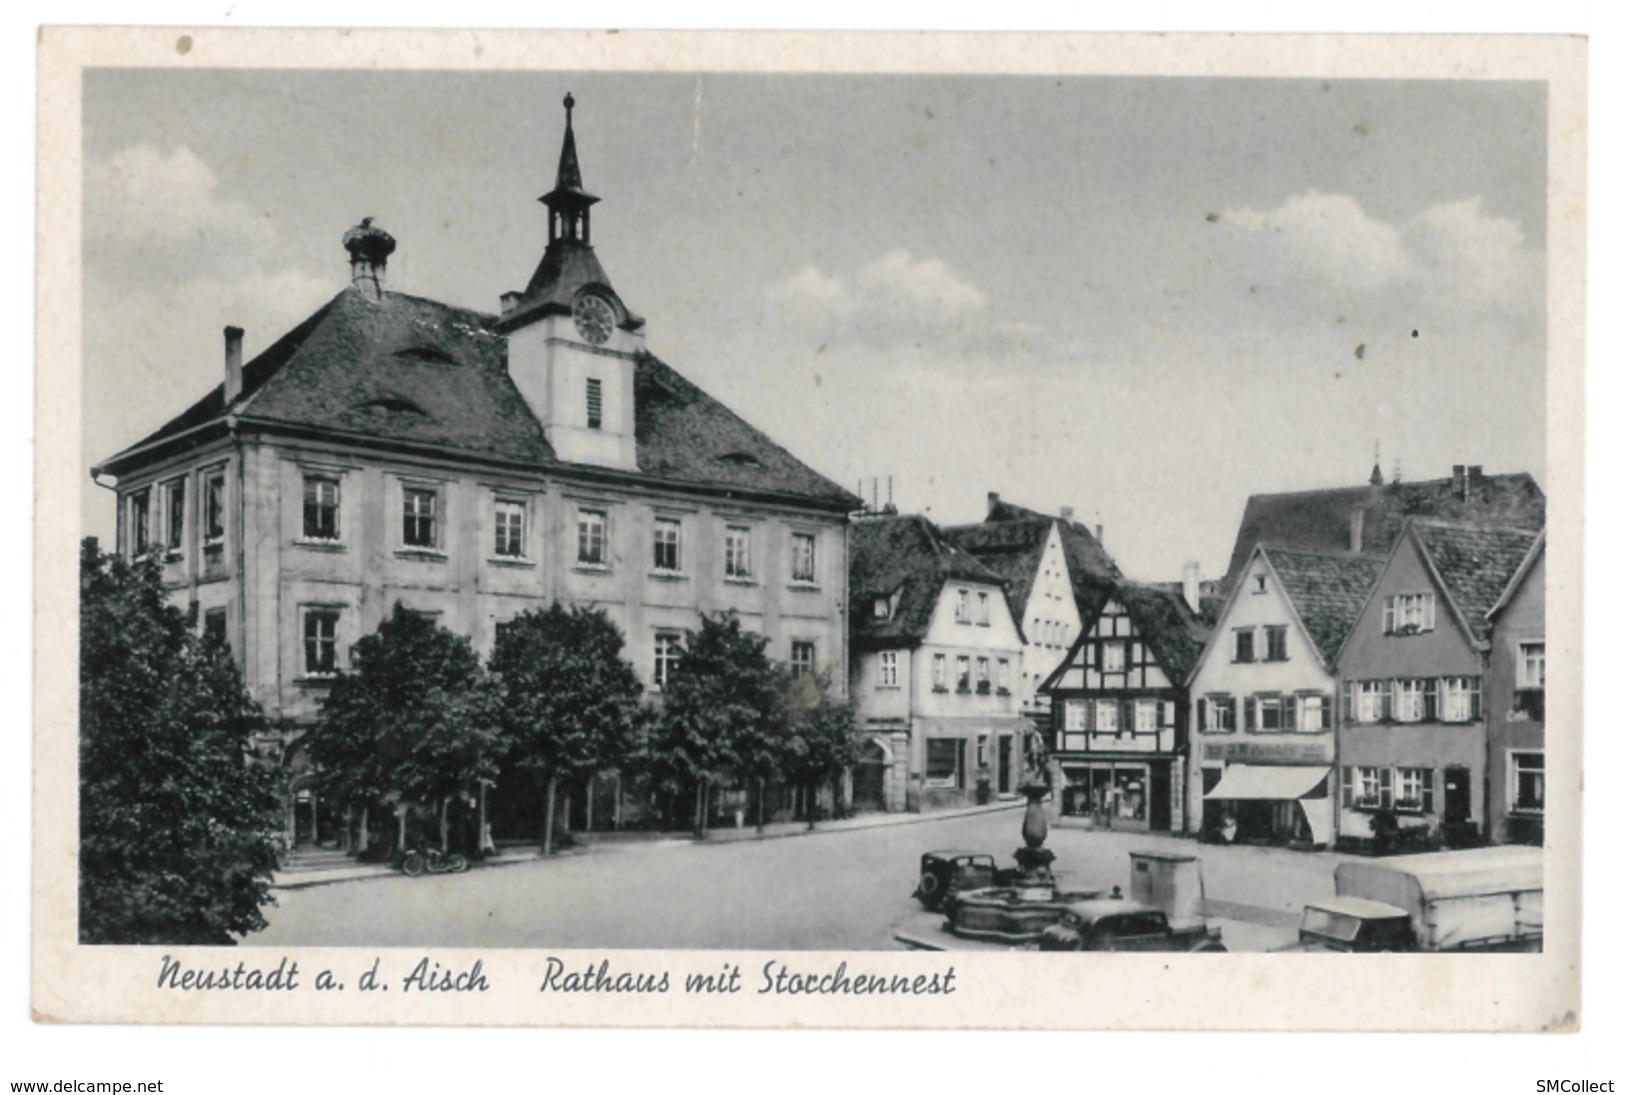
top-left (98, 287), bottom-right (856, 509)
top-left (942, 498), bottom-right (1121, 622)
top-left (1113, 582), bottom-right (1212, 683)
top-left (1263, 549), bottom-right (1387, 666)
top-left (1410, 521), bottom-right (1542, 646)
top-left (851, 515), bottom-right (1007, 648)
top-left (1223, 473), bottom-right (1546, 592)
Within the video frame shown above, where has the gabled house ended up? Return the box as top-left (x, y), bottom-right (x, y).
top-left (1485, 531), bottom-right (1546, 846)
top-left (92, 97), bottom-right (858, 845)
top-left (1334, 520), bottom-right (1541, 851)
top-left (942, 493), bottom-right (1120, 718)
top-left (1038, 579), bottom-right (1210, 833)
top-left (1186, 547), bottom-right (1384, 848)
top-left (849, 515), bottom-right (1028, 812)
top-left (1220, 463), bottom-right (1545, 594)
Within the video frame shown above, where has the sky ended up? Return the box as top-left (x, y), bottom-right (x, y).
top-left (80, 70), bottom-right (1547, 579)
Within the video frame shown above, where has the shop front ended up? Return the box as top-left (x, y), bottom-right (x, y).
top-left (1199, 739), bottom-right (1335, 849)
top-left (1059, 757), bottom-right (1176, 833)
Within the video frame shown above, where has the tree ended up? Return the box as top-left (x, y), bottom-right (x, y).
top-left (78, 538), bottom-right (282, 945)
top-left (307, 603), bottom-right (500, 854)
top-left (654, 612), bottom-right (788, 836)
top-left (488, 604), bottom-right (644, 855)
top-left (783, 672), bottom-right (861, 830)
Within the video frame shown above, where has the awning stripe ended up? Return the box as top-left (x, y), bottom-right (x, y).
top-left (1204, 763), bottom-right (1329, 801)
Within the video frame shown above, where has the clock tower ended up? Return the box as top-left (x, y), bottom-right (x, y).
top-left (498, 94), bottom-right (644, 471)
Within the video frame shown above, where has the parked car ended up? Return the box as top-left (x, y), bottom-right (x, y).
top-left (1278, 846), bottom-right (1543, 953)
top-left (912, 851), bottom-right (1020, 911)
top-left (1037, 898), bottom-right (1226, 953)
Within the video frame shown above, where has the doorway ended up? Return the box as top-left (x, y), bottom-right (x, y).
top-left (853, 740), bottom-right (889, 813)
top-left (998, 735), bottom-right (1013, 794)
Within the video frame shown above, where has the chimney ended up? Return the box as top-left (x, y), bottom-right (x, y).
top-left (1059, 506), bottom-right (1075, 524)
top-left (1349, 506), bottom-right (1366, 553)
top-left (223, 326), bottom-right (244, 405)
top-left (342, 217), bottom-right (396, 303)
top-left (1451, 464), bottom-right (1466, 499)
top-left (987, 491), bottom-right (1001, 516)
top-left (1466, 465), bottom-right (1484, 499)
top-left (1182, 561), bottom-right (1201, 614)
top-left (500, 291), bottom-right (523, 317)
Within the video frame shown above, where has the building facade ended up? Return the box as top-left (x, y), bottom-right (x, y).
top-left (1485, 532), bottom-right (1546, 846)
top-left (1336, 520), bottom-right (1540, 851)
top-left (1186, 547), bottom-right (1382, 849)
top-left (849, 515), bottom-right (1028, 813)
top-left (1039, 582), bottom-right (1208, 834)
top-left (94, 97), bottom-right (857, 843)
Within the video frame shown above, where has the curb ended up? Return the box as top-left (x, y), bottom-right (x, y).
top-left (690, 801), bottom-right (1024, 847)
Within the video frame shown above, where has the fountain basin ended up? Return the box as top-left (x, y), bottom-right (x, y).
top-left (943, 885), bottom-right (1116, 944)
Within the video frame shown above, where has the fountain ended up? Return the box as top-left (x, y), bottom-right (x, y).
top-left (940, 735), bottom-right (1113, 945)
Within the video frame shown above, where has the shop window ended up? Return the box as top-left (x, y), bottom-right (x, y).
top-left (1113, 768), bottom-right (1146, 821)
top-left (925, 738), bottom-right (963, 789)
top-left (1510, 752), bottom-right (1544, 814)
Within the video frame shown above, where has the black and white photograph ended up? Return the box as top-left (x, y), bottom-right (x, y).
top-left (32, 27), bottom-right (1587, 1042)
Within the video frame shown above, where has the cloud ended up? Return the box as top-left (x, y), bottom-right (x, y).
top-left (856, 249), bottom-right (987, 319)
top-left (771, 264), bottom-right (853, 320)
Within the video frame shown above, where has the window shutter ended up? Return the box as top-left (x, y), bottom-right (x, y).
top-left (1341, 766), bottom-right (1354, 808)
top-left (1472, 678), bottom-right (1482, 721)
top-left (1381, 681), bottom-right (1393, 722)
top-left (1423, 678), bottom-right (1437, 722)
top-left (1379, 767), bottom-right (1394, 809)
top-left (1244, 695), bottom-right (1257, 731)
top-left (1342, 681), bottom-right (1354, 721)
top-left (1382, 597), bottom-right (1395, 634)
top-left (1282, 695), bottom-right (1297, 731)
top-left (1120, 701), bottom-right (1132, 735)
top-left (1196, 698), bottom-right (1208, 732)
top-left (1425, 595), bottom-right (1436, 631)
top-left (1422, 769), bottom-right (1435, 815)
top-left (1162, 700), bottom-right (1175, 728)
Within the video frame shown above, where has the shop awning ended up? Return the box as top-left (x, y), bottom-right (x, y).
top-left (1204, 764), bottom-right (1329, 801)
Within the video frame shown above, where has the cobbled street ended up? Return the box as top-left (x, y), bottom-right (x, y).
top-left (252, 806), bottom-right (1350, 951)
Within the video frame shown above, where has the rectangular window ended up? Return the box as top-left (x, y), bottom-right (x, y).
top-left (1355, 766), bottom-right (1392, 810)
top-left (1355, 679), bottom-right (1391, 723)
top-left (494, 499), bottom-right (526, 558)
top-left (1207, 694), bottom-right (1235, 733)
top-left (586, 377), bottom-right (603, 430)
top-left (1299, 692), bottom-right (1330, 731)
top-left (129, 488), bottom-right (151, 555)
top-left (303, 476), bottom-right (340, 542)
top-left (303, 608), bottom-right (341, 677)
top-left (955, 589), bottom-right (971, 624)
top-left (873, 596), bottom-right (890, 620)
top-left (1065, 699), bottom-right (1088, 732)
top-left (577, 510), bottom-right (607, 566)
top-left (1232, 628), bottom-right (1255, 663)
top-left (997, 658), bottom-right (1011, 694)
top-left (1095, 699), bottom-right (1119, 735)
top-left (1396, 767), bottom-right (1434, 813)
top-left (164, 477), bottom-right (186, 551)
top-left (791, 641), bottom-right (816, 680)
top-left (653, 518), bottom-right (682, 573)
top-left (879, 650), bottom-right (898, 687)
top-left (976, 734), bottom-right (989, 769)
top-left (1134, 700), bottom-right (1158, 734)
top-left (1101, 641), bottom-right (1126, 672)
top-left (402, 487), bottom-right (438, 548)
top-left (956, 656), bottom-right (971, 693)
top-left (1254, 693), bottom-right (1295, 732)
top-left (203, 470), bottom-right (225, 545)
top-left (653, 632), bottom-right (681, 690)
top-left (1440, 676), bottom-right (1481, 723)
top-left (925, 738), bottom-right (963, 789)
top-left (1264, 625), bottom-right (1288, 662)
top-left (976, 591), bottom-right (990, 626)
top-left (203, 608), bottom-right (227, 647)
top-left (1511, 752), bottom-right (1544, 814)
top-left (975, 657), bottom-right (990, 694)
top-left (1518, 642), bottom-right (1546, 690)
top-left (932, 653), bottom-right (947, 692)
top-left (1383, 592), bottom-right (1437, 634)
top-left (790, 532), bottom-right (817, 584)
top-left (724, 526), bottom-right (752, 579)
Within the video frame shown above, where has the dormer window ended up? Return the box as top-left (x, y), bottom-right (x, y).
top-left (873, 597), bottom-right (890, 620)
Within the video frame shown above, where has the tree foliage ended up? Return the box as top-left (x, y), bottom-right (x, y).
top-left (307, 603), bottom-right (501, 829)
top-left (782, 671), bottom-right (862, 828)
top-left (78, 538), bottom-right (281, 945)
top-left (488, 603), bottom-right (644, 853)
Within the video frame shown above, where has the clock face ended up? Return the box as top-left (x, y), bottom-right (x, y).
top-left (572, 294), bottom-right (616, 345)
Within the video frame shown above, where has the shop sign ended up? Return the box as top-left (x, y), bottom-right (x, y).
top-left (1201, 739), bottom-right (1333, 764)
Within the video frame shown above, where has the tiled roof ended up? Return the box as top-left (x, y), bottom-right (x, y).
top-left (1223, 473), bottom-right (1546, 592)
top-left (851, 515), bottom-right (1007, 647)
top-left (1410, 521), bottom-right (1542, 645)
top-left (1262, 549), bottom-right (1388, 667)
top-left (943, 499), bottom-right (1121, 622)
top-left (1113, 582), bottom-right (1212, 683)
top-left (98, 287), bottom-right (855, 508)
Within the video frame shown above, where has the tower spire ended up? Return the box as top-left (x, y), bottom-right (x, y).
top-left (541, 92), bottom-right (598, 244)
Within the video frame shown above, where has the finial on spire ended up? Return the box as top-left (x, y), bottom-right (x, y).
top-left (564, 92), bottom-right (575, 117)
top-left (1370, 441), bottom-right (1384, 487)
